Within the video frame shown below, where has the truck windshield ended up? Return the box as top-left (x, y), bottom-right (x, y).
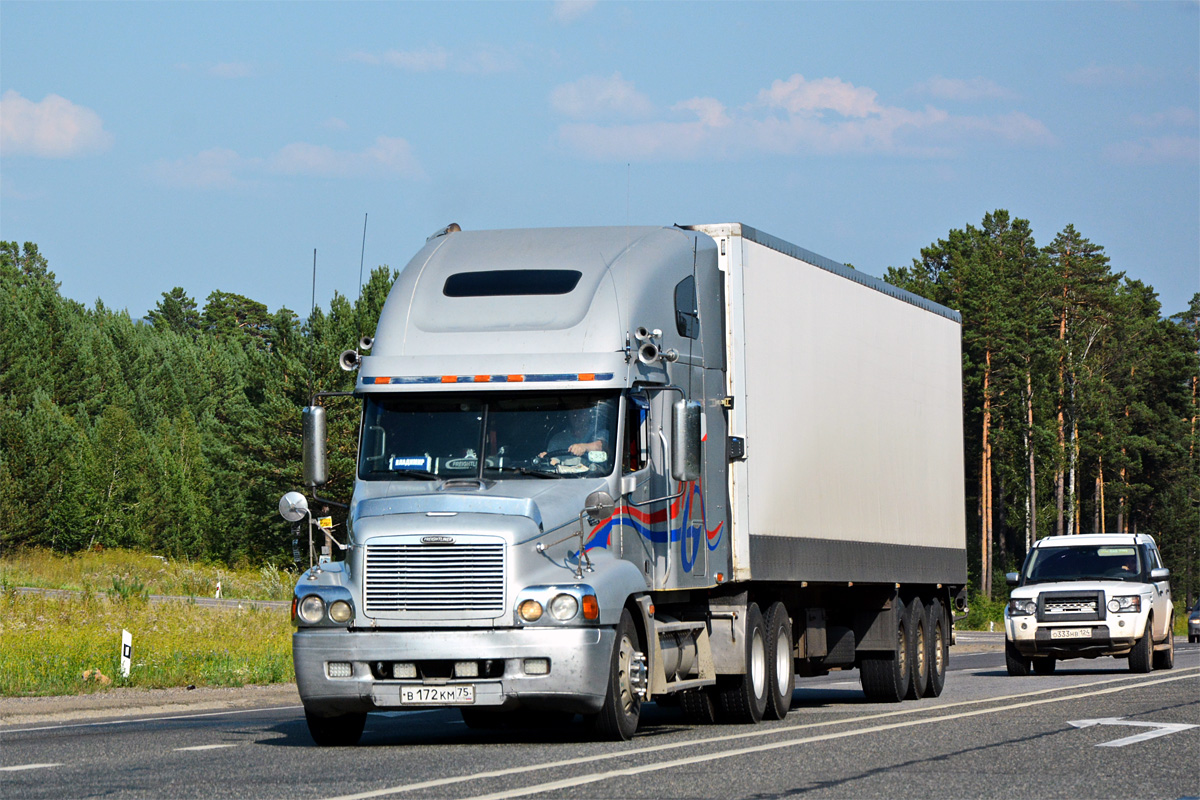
top-left (1022, 545), bottom-right (1144, 584)
top-left (358, 391), bottom-right (619, 481)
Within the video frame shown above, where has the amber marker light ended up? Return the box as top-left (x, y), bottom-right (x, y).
top-left (582, 594), bottom-right (599, 620)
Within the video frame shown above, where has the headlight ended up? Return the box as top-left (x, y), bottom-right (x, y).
top-left (328, 600), bottom-right (353, 623)
top-left (549, 593), bottom-right (579, 621)
top-left (518, 599), bottom-right (544, 622)
top-left (1008, 598), bottom-right (1036, 617)
top-left (1107, 596), bottom-right (1141, 614)
top-left (298, 595), bottom-right (326, 624)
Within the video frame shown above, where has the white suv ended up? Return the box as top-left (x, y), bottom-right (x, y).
top-left (1004, 533), bottom-right (1174, 675)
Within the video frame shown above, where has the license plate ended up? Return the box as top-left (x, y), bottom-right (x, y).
top-left (399, 685), bottom-right (475, 705)
top-left (1050, 628), bottom-right (1092, 639)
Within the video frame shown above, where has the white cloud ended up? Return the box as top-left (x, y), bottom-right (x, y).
top-left (322, 117), bottom-right (350, 131)
top-left (268, 136), bottom-right (423, 179)
top-left (349, 45), bottom-right (514, 74)
top-left (1103, 136), bottom-right (1200, 166)
top-left (913, 76), bottom-right (1017, 102)
top-left (151, 137), bottom-right (423, 189)
top-left (151, 148), bottom-right (250, 189)
top-left (550, 73), bottom-right (654, 120)
top-left (554, 73), bottom-right (1056, 162)
top-left (208, 62), bottom-right (255, 79)
top-left (1066, 63), bottom-right (1159, 88)
top-left (553, 1), bottom-right (597, 24)
top-left (756, 75), bottom-right (881, 119)
top-left (1129, 107), bottom-right (1198, 128)
top-left (0, 90), bottom-right (113, 158)
top-left (673, 97), bottom-right (732, 128)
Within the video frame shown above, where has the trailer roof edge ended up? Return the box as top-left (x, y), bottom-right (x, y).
top-left (683, 223), bottom-right (962, 324)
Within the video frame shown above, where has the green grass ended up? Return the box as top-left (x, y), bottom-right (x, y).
top-left (0, 548), bottom-right (296, 696)
top-left (0, 547), bottom-right (295, 601)
top-left (0, 588), bottom-right (293, 696)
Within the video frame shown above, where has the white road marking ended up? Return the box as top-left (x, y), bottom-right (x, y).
top-left (1069, 717), bottom-right (1199, 747)
top-left (0, 763), bottom-right (62, 772)
top-left (321, 667), bottom-right (1198, 800)
top-left (458, 672), bottom-right (1198, 800)
top-left (173, 744), bottom-right (238, 752)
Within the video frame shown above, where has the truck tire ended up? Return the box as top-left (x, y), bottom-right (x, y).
top-left (905, 597), bottom-right (928, 700)
top-left (304, 709), bottom-right (366, 746)
top-left (1004, 640), bottom-right (1030, 677)
top-left (923, 597), bottom-right (948, 697)
top-left (1152, 619), bottom-right (1174, 670)
top-left (764, 601), bottom-right (794, 720)
top-left (717, 602), bottom-right (769, 723)
top-left (1032, 656), bottom-right (1056, 675)
top-left (594, 608), bottom-right (643, 740)
top-left (680, 687), bottom-right (719, 724)
top-left (860, 599), bottom-right (912, 702)
top-left (1128, 618), bottom-right (1153, 673)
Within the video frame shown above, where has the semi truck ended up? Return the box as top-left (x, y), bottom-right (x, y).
top-left (279, 222), bottom-right (968, 745)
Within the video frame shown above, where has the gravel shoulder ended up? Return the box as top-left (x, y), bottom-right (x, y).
top-left (0, 683), bottom-right (301, 726)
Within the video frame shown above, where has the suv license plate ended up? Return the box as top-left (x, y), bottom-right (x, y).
top-left (1050, 628), bottom-right (1092, 639)
top-left (400, 685), bottom-right (475, 705)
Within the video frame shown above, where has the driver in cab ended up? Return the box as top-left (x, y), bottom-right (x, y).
top-left (539, 408), bottom-right (608, 466)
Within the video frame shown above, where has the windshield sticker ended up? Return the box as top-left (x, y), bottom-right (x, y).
top-left (390, 456), bottom-right (432, 471)
top-left (1097, 547), bottom-right (1136, 557)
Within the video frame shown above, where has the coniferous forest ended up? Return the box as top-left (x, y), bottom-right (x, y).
top-left (2, 211), bottom-right (1197, 604)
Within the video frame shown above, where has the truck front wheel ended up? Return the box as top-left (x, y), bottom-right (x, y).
top-left (304, 709), bottom-right (366, 746)
top-left (593, 609), bottom-right (643, 740)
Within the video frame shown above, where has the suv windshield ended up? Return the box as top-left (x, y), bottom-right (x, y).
top-left (1022, 544), bottom-right (1144, 584)
top-left (358, 391), bottom-right (619, 481)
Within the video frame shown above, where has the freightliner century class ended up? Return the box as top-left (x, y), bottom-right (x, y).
top-left (278, 223), bottom-right (968, 745)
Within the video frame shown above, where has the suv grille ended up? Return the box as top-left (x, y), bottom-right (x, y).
top-left (1037, 590), bottom-right (1105, 622)
top-left (364, 543), bottom-right (505, 615)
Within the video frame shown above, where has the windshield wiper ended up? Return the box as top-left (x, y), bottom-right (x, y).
top-left (486, 465), bottom-right (565, 479)
top-left (390, 470), bottom-right (441, 481)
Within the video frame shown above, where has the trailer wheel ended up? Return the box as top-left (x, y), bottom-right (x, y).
top-left (717, 602), bottom-right (769, 723)
top-left (1004, 640), bottom-right (1030, 676)
top-left (1128, 617), bottom-right (1153, 673)
top-left (905, 597), bottom-right (928, 700)
top-left (923, 597), bottom-right (948, 697)
top-left (860, 599), bottom-right (911, 702)
top-left (679, 687), bottom-right (719, 724)
top-left (594, 608), bottom-right (643, 740)
top-left (304, 709), bottom-right (366, 746)
top-left (764, 601), bottom-right (794, 720)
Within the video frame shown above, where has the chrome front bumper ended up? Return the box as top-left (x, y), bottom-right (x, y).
top-left (293, 626), bottom-right (616, 716)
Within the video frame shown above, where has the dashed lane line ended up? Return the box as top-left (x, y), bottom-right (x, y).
top-left (0, 763), bottom-right (62, 772)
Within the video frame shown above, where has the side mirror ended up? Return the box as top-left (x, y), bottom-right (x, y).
top-left (1149, 567), bottom-right (1170, 581)
top-left (671, 399), bottom-right (702, 482)
top-left (1005, 572), bottom-right (1020, 587)
top-left (302, 406), bottom-right (328, 487)
top-left (584, 490), bottom-right (616, 525)
top-left (278, 491), bottom-right (310, 522)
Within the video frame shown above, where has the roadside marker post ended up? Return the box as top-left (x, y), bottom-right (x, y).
top-left (120, 629), bottom-right (132, 678)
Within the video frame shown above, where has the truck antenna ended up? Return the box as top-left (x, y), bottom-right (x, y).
top-left (357, 213), bottom-right (368, 303)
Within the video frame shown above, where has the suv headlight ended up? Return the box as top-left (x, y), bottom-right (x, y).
top-left (1107, 595), bottom-right (1141, 614)
top-left (1008, 598), bottom-right (1037, 617)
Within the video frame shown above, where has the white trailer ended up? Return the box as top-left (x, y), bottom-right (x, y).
top-left (282, 223), bottom-right (967, 745)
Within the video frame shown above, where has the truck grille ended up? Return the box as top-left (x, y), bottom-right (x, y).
top-left (364, 543), bottom-right (506, 615)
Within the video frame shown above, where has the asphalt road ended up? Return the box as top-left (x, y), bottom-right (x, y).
top-left (2, 637), bottom-right (1197, 800)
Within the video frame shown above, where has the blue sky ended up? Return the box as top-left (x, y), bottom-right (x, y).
top-left (2, 1), bottom-right (1197, 321)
